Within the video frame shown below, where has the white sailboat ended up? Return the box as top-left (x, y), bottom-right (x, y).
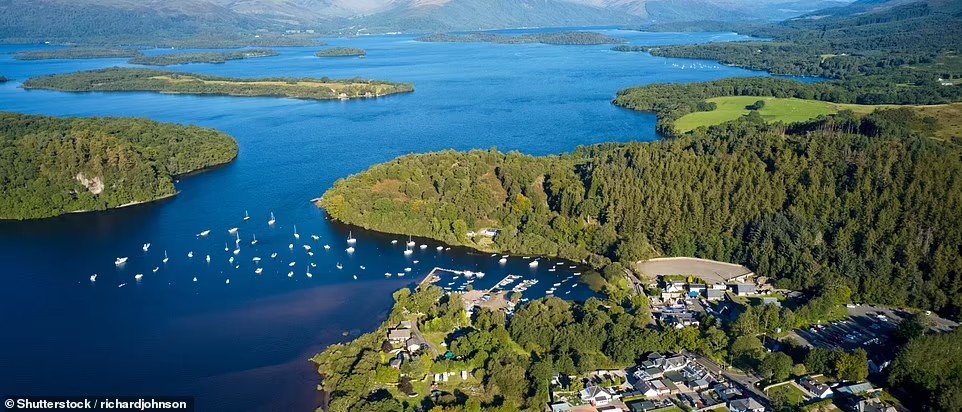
top-left (134, 274), bottom-right (143, 281)
top-left (346, 246), bottom-right (355, 253)
top-left (162, 251), bottom-right (169, 264)
top-left (152, 267), bottom-right (159, 273)
top-left (336, 262), bottom-right (343, 270)
top-left (255, 268), bottom-right (263, 275)
top-left (499, 257), bottom-right (507, 264)
top-left (224, 242), bottom-right (229, 252)
top-left (228, 227), bottom-right (239, 235)
top-left (206, 255), bottom-right (211, 263)
top-left (226, 279), bottom-right (230, 285)
top-left (403, 246), bottom-right (413, 255)
top-left (198, 230), bottom-right (211, 237)
top-left (235, 232), bottom-right (241, 245)
top-left (420, 244), bottom-right (428, 249)
top-left (391, 239), bottom-right (398, 244)
top-left (142, 243), bottom-right (150, 252)
top-left (244, 210), bottom-right (250, 221)
top-left (115, 257), bottom-right (128, 266)
top-left (118, 283), bottom-right (126, 288)
top-left (289, 243), bottom-right (294, 250)
top-left (324, 244), bottom-right (331, 250)
top-left (529, 260), bottom-right (539, 268)
top-left (287, 271), bottom-right (294, 278)
top-left (311, 235), bottom-right (320, 241)
top-left (90, 274), bottom-right (97, 282)
top-left (306, 269), bottom-right (313, 278)
top-left (252, 257), bottom-right (261, 262)
top-left (303, 245), bottom-right (311, 251)
top-left (233, 248), bottom-right (240, 255)
top-left (406, 236), bottom-right (415, 247)
top-left (187, 251), bottom-right (194, 258)
top-left (347, 231), bottom-right (356, 244)
top-left (289, 261), bottom-right (296, 267)
top-left (229, 256), bottom-right (234, 264)
top-left (251, 234), bottom-right (258, 245)
top-left (268, 212), bottom-right (276, 226)
top-left (436, 246), bottom-right (443, 251)
top-left (293, 224), bottom-right (300, 240)
top-left (193, 277), bottom-right (198, 282)
top-left (353, 275), bottom-right (358, 280)
top-left (385, 272), bottom-right (392, 277)
top-left (271, 252), bottom-right (278, 259)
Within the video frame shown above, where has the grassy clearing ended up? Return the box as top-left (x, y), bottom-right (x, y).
top-left (915, 104), bottom-right (962, 141)
top-left (767, 383), bottom-right (809, 406)
top-left (673, 96), bottom-right (896, 132)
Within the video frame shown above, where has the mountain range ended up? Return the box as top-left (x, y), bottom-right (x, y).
top-left (0, 0), bottom-right (858, 44)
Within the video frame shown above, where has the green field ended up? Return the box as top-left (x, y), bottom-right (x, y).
top-left (766, 383), bottom-right (810, 406)
top-left (674, 96), bottom-right (885, 132)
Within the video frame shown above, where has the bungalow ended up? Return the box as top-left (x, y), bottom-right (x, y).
top-left (405, 338), bottom-right (422, 352)
top-left (387, 328), bottom-right (411, 343)
top-left (733, 284), bottom-right (756, 296)
top-left (713, 383), bottom-right (742, 402)
top-left (799, 377), bottom-right (834, 399)
top-left (706, 288), bottom-right (726, 301)
top-left (666, 282), bottom-right (687, 294)
top-left (389, 357), bottom-right (403, 369)
top-left (729, 397), bottom-right (765, 412)
top-left (852, 398), bottom-right (896, 412)
top-left (688, 378), bottom-right (710, 391)
top-left (761, 297), bottom-right (781, 307)
top-left (649, 379), bottom-right (672, 396)
top-left (580, 386), bottom-right (613, 406)
top-left (626, 400), bottom-right (657, 412)
top-left (689, 284), bottom-right (707, 295)
top-left (549, 402), bottom-right (573, 412)
top-left (479, 229), bottom-right (500, 238)
top-left (634, 381), bottom-right (660, 398)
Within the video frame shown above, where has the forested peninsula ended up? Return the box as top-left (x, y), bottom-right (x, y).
top-left (319, 110), bottom-right (962, 315)
top-left (315, 47), bottom-right (367, 57)
top-left (23, 68), bottom-right (415, 101)
top-left (14, 47), bottom-right (143, 60)
top-left (128, 49), bottom-right (278, 66)
top-left (416, 31), bottom-right (625, 45)
top-left (0, 112), bottom-right (237, 220)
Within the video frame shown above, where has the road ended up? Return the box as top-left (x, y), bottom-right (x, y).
top-left (688, 353), bottom-right (771, 408)
top-left (410, 322), bottom-right (440, 358)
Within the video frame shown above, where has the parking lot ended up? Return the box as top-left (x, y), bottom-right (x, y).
top-left (790, 306), bottom-right (903, 352)
top-left (789, 305), bottom-right (958, 353)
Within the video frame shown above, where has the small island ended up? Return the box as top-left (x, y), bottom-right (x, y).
top-left (416, 31), bottom-right (626, 45)
top-left (0, 112), bottom-right (237, 220)
top-left (315, 47), bottom-right (367, 58)
top-left (23, 68), bottom-right (415, 101)
top-left (611, 45), bottom-right (648, 52)
top-left (128, 49), bottom-right (278, 66)
top-left (14, 47), bottom-right (144, 60)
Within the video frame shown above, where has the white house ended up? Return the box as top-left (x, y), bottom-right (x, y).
top-left (580, 386), bottom-right (613, 406)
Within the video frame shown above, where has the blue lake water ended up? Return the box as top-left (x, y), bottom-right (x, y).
top-left (0, 29), bottom-right (774, 410)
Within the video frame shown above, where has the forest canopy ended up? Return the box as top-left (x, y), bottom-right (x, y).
top-left (319, 110), bottom-right (962, 316)
top-left (128, 49), bottom-right (278, 66)
top-left (23, 68), bottom-right (415, 101)
top-left (0, 112), bottom-right (237, 220)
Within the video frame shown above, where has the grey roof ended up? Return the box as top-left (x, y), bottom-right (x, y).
top-left (730, 397), bottom-right (764, 411)
top-left (706, 289), bottom-right (725, 298)
top-left (734, 284), bottom-right (756, 294)
top-left (388, 328), bottom-right (411, 340)
top-left (838, 382), bottom-right (874, 395)
top-left (549, 402), bottom-right (573, 412)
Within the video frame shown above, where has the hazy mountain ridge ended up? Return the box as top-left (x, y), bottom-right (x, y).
top-left (0, 0), bottom-right (863, 45)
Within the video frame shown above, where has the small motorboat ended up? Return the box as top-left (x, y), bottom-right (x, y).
top-left (310, 263), bottom-right (317, 267)
top-left (312, 235), bottom-right (320, 241)
top-left (352, 275), bottom-right (358, 280)
top-left (293, 224), bottom-right (300, 240)
top-left (437, 246), bottom-right (443, 251)
top-left (187, 251), bottom-right (194, 258)
top-left (255, 268), bottom-right (263, 275)
top-left (324, 244), bottom-right (331, 250)
top-left (162, 251), bottom-right (169, 264)
top-left (303, 245), bottom-right (312, 251)
top-left (225, 279), bottom-right (230, 285)
top-left (115, 257), bottom-right (128, 266)
top-left (271, 253), bottom-right (278, 259)
top-left (391, 240), bottom-right (398, 244)
top-left (499, 257), bottom-right (507, 264)
top-left (346, 246), bottom-right (355, 253)
top-left (268, 212), bottom-right (276, 226)
top-left (206, 255), bottom-right (211, 263)
top-left (420, 244), bottom-right (428, 249)
top-left (289, 261), bottom-right (296, 267)
top-left (229, 256), bottom-right (235, 264)
top-left (142, 243), bottom-right (150, 252)
top-left (289, 244), bottom-right (294, 250)
top-left (360, 265), bottom-right (366, 270)
top-left (252, 257), bottom-right (261, 262)
top-left (192, 277), bottom-right (197, 282)
top-left (251, 234), bottom-right (258, 245)
top-left (287, 271), bottom-right (294, 278)
top-left (134, 274), bottom-right (143, 281)
top-left (336, 263), bottom-right (343, 270)
top-left (233, 248), bottom-right (240, 255)
top-left (198, 230), bottom-right (211, 237)
top-left (90, 274), bottom-right (97, 282)
top-left (529, 260), bottom-right (539, 267)
top-left (384, 272), bottom-right (392, 277)
top-left (347, 231), bottom-right (356, 244)
top-left (228, 227), bottom-right (238, 235)
top-left (152, 267), bottom-right (159, 273)
top-left (118, 283), bottom-right (126, 288)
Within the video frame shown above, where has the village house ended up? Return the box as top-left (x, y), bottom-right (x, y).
top-left (799, 377), bottom-right (834, 399)
top-left (706, 288), bottom-right (726, 301)
top-left (729, 397), bottom-right (765, 412)
top-left (580, 386), bottom-right (614, 406)
top-left (733, 284), bottom-right (756, 296)
top-left (387, 328), bottom-right (412, 344)
top-left (851, 397), bottom-right (897, 412)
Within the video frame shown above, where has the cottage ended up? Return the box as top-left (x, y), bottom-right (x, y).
top-left (663, 355), bottom-right (689, 371)
top-left (479, 229), bottom-right (500, 237)
top-left (627, 400), bottom-right (657, 412)
top-left (666, 282), bottom-right (687, 294)
top-left (406, 338), bottom-right (422, 352)
top-left (389, 357), bottom-right (403, 369)
top-left (387, 328), bottom-right (412, 343)
top-left (733, 284), bottom-right (756, 296)
top-left (634, 381), bottom-right (660, 398)
top-left (549, 402), bottom-right (573, 412)
top-left (706, 288), bottom-right (726, 300)
top-left (688, 284), bottom-right (707, 295)
top-left (799, 377), bottom-right (834, 399)
top-left (853, 398), bottom-right (896, 412)
top-left (714, 383), bottom-right (742, 401)
top-left (729, 397), bottom-right (765, 412)
top-left (580, 386), bottom-right (613, 406)
top-left (761, 297), bottom-right (781, 306)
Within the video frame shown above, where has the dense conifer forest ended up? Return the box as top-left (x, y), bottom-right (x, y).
top-left (0, 113), bottom-right (237, 220)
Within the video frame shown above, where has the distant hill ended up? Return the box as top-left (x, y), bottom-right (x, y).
top-left (0, 0), bottom-right (859, 45)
